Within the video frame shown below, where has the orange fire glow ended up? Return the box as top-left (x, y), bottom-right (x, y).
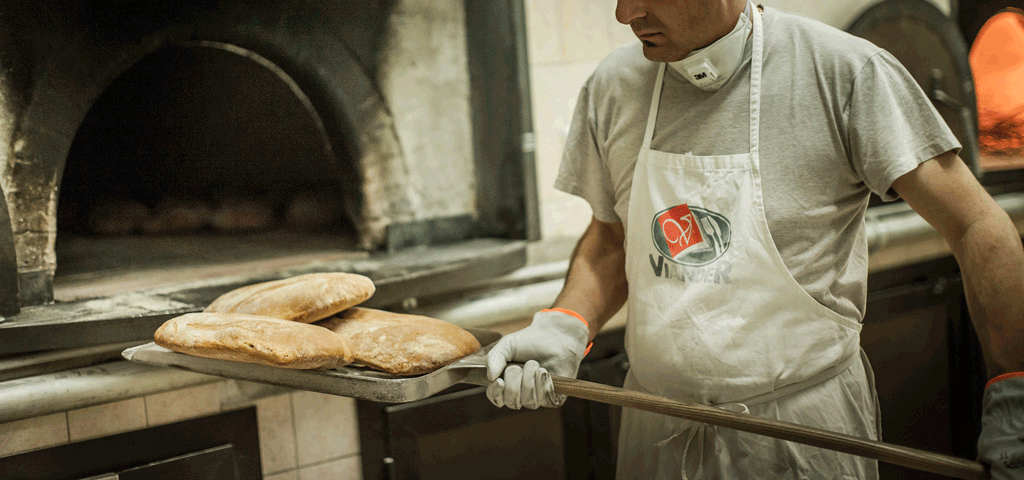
top-left (970, 10), bottom-right (1024, 157)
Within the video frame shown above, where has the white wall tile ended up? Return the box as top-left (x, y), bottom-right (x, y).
top-left (67, 398), bottom-right (147, 442)
top-left (604, 0), bottom-right (639, 49)
top-left (291, 391), bottom-right (360, 467)
top-left (298, 455), bottom-right (362, 480)
top-left (255, 394), bottom-right (298, 475)
top-left (529, 61), bottom-right (601, 164)
top-left (525, 0), bottom-right (565, 65)
top-left (542, 194), bottom-right (594, 239)
top-left (525, 0), bottom-right (638, 242)
top-left (214, 381), bottom-right (299, 474)
top-left (0, 413), bottom-right (68, 456)
top-left (529, 61), bottom-right (602, 240)
top-left (144, 382), bottom-right (220, 426)
top-left (561, 0), bottom-right (617, 62)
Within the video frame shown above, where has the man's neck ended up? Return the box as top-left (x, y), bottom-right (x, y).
top-left (689, 1), bottom-right (752, 55)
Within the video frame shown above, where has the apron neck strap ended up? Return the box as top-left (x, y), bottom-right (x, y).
top-left (641, 1), bottom-right (765, 154)
top-left (748, 2), bottom-right (764, 153)
top-left (641, 65), bottom-right (665, 150)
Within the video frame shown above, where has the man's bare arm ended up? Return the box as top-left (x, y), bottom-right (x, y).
top-left (552, 216), bottom-right (629, 342)
top-left (892, 151), bottom-right (1024, 375)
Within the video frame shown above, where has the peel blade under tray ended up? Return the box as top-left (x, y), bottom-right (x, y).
top-left (122, 328), bottom-right (499, 403)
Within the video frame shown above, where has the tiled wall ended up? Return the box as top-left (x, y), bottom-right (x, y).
top-left (0, 382), bottom-right (362, 480)
top-left (526, 0), bottom-right (635, 241)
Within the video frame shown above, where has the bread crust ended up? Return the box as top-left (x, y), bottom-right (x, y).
top-left (205, 273), bottom-right (375, 323)
top-left (154, 312), bottom-right (354, 369)
top-left (318, 307), bottom-right (481, 376)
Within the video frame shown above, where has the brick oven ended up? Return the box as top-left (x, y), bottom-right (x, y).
top-left (0, 0), bottom-right (538, 354)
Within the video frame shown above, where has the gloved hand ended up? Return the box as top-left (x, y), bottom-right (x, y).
top-left (486, 308), bottom-right (591, 410)
top-left (977, 374), bottom-right (1024, 479)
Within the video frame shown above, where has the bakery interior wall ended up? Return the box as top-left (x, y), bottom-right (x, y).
top-left (1, 1), bottom-right (1018, 480)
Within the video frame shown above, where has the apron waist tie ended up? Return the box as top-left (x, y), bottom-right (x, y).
top-left (655, 402), bottom-right (750, 480)
top-left (654, 353), bottom-right (860, 479)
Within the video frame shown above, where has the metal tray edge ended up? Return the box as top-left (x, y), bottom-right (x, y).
top-left (122, 328), bottom-right (501, 403)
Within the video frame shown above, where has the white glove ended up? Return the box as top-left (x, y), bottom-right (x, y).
top-left (977, 374), bottom-right (1024, 479)
top-left (486, 309), bottom-right (591, 409)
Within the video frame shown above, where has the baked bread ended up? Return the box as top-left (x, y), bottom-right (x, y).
top-left (205, 273), bottom-right (375, 323)
top-left (154, 312), bottom-right (353, 369)
top-left (318, 307), bottom-right (481, 376)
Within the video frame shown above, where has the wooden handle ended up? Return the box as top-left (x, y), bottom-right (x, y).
top-left (549, 375), bottom-right (988, 480)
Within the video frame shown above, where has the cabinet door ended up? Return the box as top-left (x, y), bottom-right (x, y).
top-left (862, 265), bottom-right (983, 480)
top-left (0, 408), bottom-right (260, 480)
top-left (119, 444), bottom-right (238, 480)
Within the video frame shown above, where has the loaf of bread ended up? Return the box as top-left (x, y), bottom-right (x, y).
top-left (154, 312), bottom-right (353, 369)
top-left (317, 307), bottom-right (481, 376)
top-left (205, 272), bottom-right (375, 323)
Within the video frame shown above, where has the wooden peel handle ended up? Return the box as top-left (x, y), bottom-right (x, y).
top-left (547, 375), bottom-right (988, 480)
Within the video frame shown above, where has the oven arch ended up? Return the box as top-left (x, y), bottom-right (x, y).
top-left (2, 2), bottom-right (413, 305)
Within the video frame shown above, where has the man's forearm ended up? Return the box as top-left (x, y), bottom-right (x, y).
top-left (892, 153), bottom-right (1024, 376)
top-left (552, 218), bottom-right (629, 342)
top-left (954, 210), bottom-right (1024, 376)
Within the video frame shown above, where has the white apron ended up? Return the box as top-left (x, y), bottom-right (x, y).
top-left (616, 5), bottom-right (879, 478)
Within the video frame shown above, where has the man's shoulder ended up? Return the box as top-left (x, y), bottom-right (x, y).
top-left (766, 7), bottom-right (884, 66)
top-left (586, 42), bottom-right (658, 96)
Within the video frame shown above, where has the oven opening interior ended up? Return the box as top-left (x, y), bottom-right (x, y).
top-left (54, 43), bottom-right (363, 302)
top-left (970, 7), bottom-right (1024, 172)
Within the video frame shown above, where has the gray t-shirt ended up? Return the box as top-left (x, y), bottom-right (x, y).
top-left (554, 7), bottom-right (960, 322)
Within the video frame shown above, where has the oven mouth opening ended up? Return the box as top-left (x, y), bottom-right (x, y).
top-left (970, 8), bottom-right (1024, 171)
top-left (0, 1), bottom-right (534, 358)
top-left (54, 42), bottom-right (364, 302)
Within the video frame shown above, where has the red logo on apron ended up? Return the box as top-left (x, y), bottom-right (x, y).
top-left (657, 204), bottom-right (704, 257)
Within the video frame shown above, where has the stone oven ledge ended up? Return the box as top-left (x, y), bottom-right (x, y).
top-left (0, 238), bottom-right (529, 355)
top-left (0, 254), bottom-right (580, 425)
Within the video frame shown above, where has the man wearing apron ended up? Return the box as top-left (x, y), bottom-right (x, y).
top-left (486, 1), bottom-right (1024, 478)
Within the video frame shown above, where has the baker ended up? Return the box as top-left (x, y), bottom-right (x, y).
top-left (485, 0), bottom-right (1024, 478)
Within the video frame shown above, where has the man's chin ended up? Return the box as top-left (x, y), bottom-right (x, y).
top-left (640, 44), bottom-right (684, 63)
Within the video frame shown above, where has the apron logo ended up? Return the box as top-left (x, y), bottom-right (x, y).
top-left (652, 204), bottom-right (731, 266)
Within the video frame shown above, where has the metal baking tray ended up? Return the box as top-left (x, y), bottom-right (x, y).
top-left (122, 328), bottom-right (499, 403)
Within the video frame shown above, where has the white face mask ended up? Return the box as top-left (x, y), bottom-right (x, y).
top-left (669, 2), bottom-right (753, 91)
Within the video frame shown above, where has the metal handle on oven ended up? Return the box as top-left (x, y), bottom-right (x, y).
top-left (382, 456), bottom-right (397, 480)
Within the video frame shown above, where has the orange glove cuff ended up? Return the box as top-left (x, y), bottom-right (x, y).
top-left (543, 308), bottom-right (593, 356)
top-left (985, 372), bottom-right (1024, 390)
